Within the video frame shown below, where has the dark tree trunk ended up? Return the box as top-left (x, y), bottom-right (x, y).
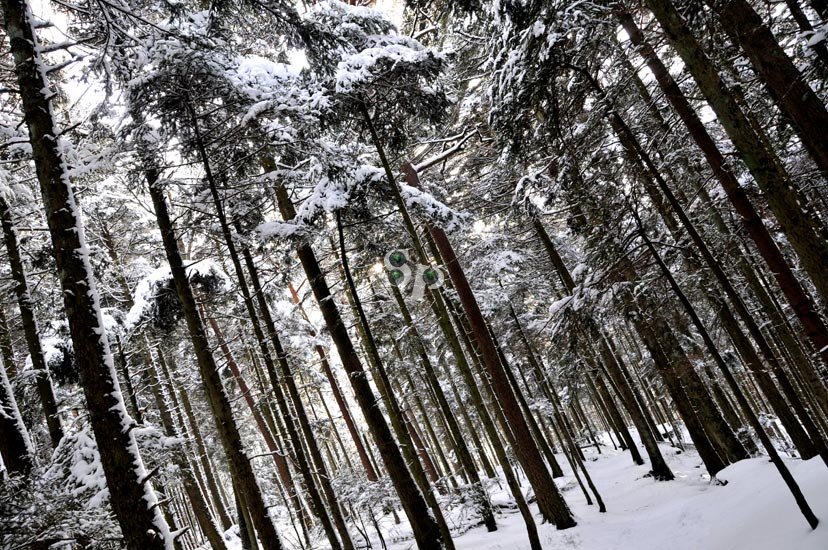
top-left (634, 209), bottom-right (819, 529)
top-left (237, 253), bottom-right (354, 550)
top-left (235, 483), bottom-right (257, 550)
top-left (387, 283), bottom-right (497, 531)
top-left (402, 163), bottom-right (576, 528)
top-left (618, 8), bottom-right (828, 371)
top-left (0, 194), bottom-right (63, 446)
top-left (187, 103), bottom-right (350, 550)
top-left (288, 284), bottom-right (379, 482)
top-left (141, 347), bottom-right (228, 550)
top-left (114, 334), bottom-right (142, 425)
top-left (641, 0), bottom-right (828, 364)
top-left (487, 323), bottom-right (566, 478)
top-left (203, 314), bottom-right (306, 511)
top-left (809, 0), bottom-right (828, 19)
top-left (144, 170), bottom-right (283, 550)
top-left (173, 359), bottom-right (234, 530)
top-left (783, 0), bottom-right (828, 65)
top-left (1, 0), bottom-right (171, 544)
top-left (270, 173), bottom-right (444, 550)
top-left (441, 358), bottom-right (498, 479)
top-left (705, 0), bottom-right (828, 181)
top-left (627, 302), bottom-right (729, 476)
top-left (532, 220), bottom-right (674, 479)
top-left (97, 226), bottom-right (144, 425)
top-left (0, 305), bottom-right (17, 382)
top-left (0, 355), bottom-right (32, 475)
top-left (588, 62), bottom-right (828, 463)
top-left (332, 215), bottom-right (456, 548)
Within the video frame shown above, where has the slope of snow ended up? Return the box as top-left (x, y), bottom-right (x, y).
top-left (217, 431), bottom-right (828, 550)
top-left (430, 439), bottom-right (828, 550)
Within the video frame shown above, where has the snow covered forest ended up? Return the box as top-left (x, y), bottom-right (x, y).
top-left (3, 0), bottom-right (828, 547)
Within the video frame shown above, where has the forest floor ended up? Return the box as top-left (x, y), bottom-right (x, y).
top-left (382, 431), bottom-right (828, 550)
top-left (222, 431), bottom-right (828, 550)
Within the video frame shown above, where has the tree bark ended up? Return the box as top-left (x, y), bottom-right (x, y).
top-left (618, 8), bottom-right (828, 370)
top-left (141, 347), bottom-right (228, 550)
top-left (145, 172), bottom-right (283, 549)
top-left (641, 0), bottom-right (828, 352)
top-left (0, 194), bottom-right (63, 446)
top-left (0, 354), bottom-right (33, 475)
top-left (333, 215), bottom-right (456, 548)
top-left (288, 284), bottom-right (379, 482)
top-left (532, 219), bottom-right (674, 479)
top-left (172, 356), bottom-right (233, 530)
top-left (591, 62), bottom-right (828, 463)
top-left (1, 0), bottom-right (172, 544)
top-left (634, 209), bottom-right (819, 529)
top-left (0, 305), bottom-right (17, 382)
top-left (187, 101), bottom-right (350, 550)
top-left (269, 171), bottom-right (444, 550)
top-left (203, 313), bottom-right (306, 513)
top-left (402, 162), bottom-right (575, 528)
top-left (705, 0), bottom-right (828, 181)
top-left (387, 282), bottom-right (497, 531)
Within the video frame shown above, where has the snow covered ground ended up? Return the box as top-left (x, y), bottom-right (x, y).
top-left (395, 438), bottom-right (828, 550)
top-left (221, 432), bottom-right (828, 550)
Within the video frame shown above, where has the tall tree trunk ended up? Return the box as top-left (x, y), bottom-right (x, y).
top-left (332, 216), bottom-right (456, 548)
top-left (169, 354), bottom-right (233, 530)
top-left (783, 0), bottom-right (828, 65)
top-left (143, 167), bottom-right (283, 549)
top-left (269, 168), bottom-right (444, 550)
top-left (155, 345), bottom-right (226, 528)
top-left (187, 103), bottom-right (350, 550)
top-left (618, 8), bottom-right (828, 372)
top-left (589, 64), bottom-right (828, 463)
top-left (634, 208), bottom-right (819, 529)
top-left (437, 286), bottom-right (544, 549)
top-left (402, 163), bottom-right (576, 528)
top-left (288, 284), bottom-right (379, 482)
top-left (203, 313), bottom-right (307, 515)
top-left (532, 219), bottom-right (674, 479)
top-left (114, 334), bottom-right (143, 425)
top-left (401, 401), bottom-right (443, 488)
top-left (234, 483), bottom-right (257, 550)
top-left (705, 0), bottom-right (828, 181)
top-left (0, 305), bottom-right (18, 382)
top-left (387, 282), bottom-right (497, 531)
top-left (440, 357), bottom-right (498, 479)
top-left (641, 0), bottom-right (828, 358)
top-left (0, 354), bottom-right (33, 475)
top-left (141, 347), bottom-right (228, 550)
top-left (97, 223), bottom-right (144, 425)
top-left (430, 280), bottom-right (543, 546)
top-left (1, 0), bottom-right (172, 544)
top-left (626, 299), bottom-right (729, 475)
top-left (487, 322), bottom-right (566, 478)
top-left (235, 252), bottom-right (354, 550)
top-left (0, 194), bottom-right (63, 446)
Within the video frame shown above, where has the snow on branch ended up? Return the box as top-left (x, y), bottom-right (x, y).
top-left (413, 130), bottom-right (479, 172)
top-left (399, 181), bottom-right (467, 232)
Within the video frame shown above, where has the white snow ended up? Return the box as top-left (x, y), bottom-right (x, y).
top-left (256, 220), bottom-right (306, 239)
top-left (384, 432), bottom-right (828, 550)
top-left (215, 428), bottom-right (828, 550)
top-left (335, 39), bottom-right (440, 93)
top-left (126, 259), bottom-right (231, 329)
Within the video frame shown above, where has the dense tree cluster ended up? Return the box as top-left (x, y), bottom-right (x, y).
top-left (1, 0), bottom-right (828, 548)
